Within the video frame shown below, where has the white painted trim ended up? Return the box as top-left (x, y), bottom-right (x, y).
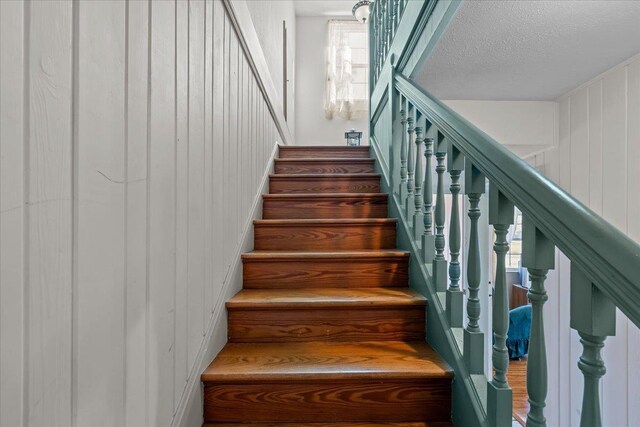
top-left (557, 52), bottom-right (640, 101)
top-left (223, 0), bottom-right (294, 146)
top-left (172, 142), bottom-right (279, 427)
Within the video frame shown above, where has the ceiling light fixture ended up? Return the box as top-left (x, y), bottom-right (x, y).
top-left (352, 0), bottom-right (371, 24)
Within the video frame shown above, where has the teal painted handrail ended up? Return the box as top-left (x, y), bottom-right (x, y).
top-left (394, 72), bottom-right (640, 328)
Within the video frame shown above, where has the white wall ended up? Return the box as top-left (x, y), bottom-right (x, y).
top-left (0, 1), bottom-right (285, 426)
top-left (245, 0), bottom-right (296, 135)
top-left (295, 16), bottom-right (369, 146)
top-left (444, 100), bottom-right (559, 175)
top-left (541, 53), bottom-right (640, 427)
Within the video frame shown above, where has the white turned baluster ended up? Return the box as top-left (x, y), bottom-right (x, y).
top-left (487, 183), bottom-right (514, 427)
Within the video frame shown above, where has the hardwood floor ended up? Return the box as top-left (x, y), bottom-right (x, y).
top-left (507, 357), bottom-right (529, 425)
top-left (201, 146), bottom-right (453, 425)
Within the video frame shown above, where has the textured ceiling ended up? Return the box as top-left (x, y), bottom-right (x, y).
top-left (294, 0), bottom-right (356, 17)
top-left (418, 1), bottom-right (640, 100)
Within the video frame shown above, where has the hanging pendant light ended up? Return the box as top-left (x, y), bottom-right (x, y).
top-left (352, 0), bottom-right (371, 24)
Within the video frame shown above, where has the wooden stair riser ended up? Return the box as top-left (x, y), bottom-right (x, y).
top-left (242, 256), bottom-right (409, 288)
top-left (275, 159), bottom-right (376, 174)
top-left (207, 423), bottom-right (454, 427)
top-left (279, 146), bottom-right (370, 159)
top-left (269, 175), bottom-right (380, 194)
top-left (254, 221), bottom-right (397, 251)
top-left (203, 379), bottom-right (452, 423)
top-left (228, 306), bottom-right (426, 342)
top-left (262, 194), bottom-right (388, 219)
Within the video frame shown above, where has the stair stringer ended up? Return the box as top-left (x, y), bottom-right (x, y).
top-left (370, 138), bottom-right (489, 427)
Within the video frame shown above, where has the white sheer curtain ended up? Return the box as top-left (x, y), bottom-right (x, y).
top-left (324, 20), bottom-right (369, 120)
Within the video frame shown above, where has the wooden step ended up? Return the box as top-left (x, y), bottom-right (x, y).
top-left (279, 146), bottom-right (370, 159)
top-left (202, 341), bottom-right (453, 423)
top-left (274, 158), bottom-right (376, 174)
top-left (207, 423), bottom-right (453, 427)
top-left (262, 193), bottom-right (388, 219)
top-left (269, 174), bottom-right (380, 194)
top-left (242, 250), bottom-right (409, 289)
top-left (227, 287), bottom-right (426, 342)
top-left (253, 218), bottom-right (397, 251)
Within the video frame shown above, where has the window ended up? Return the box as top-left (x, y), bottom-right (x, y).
top-left (324, 20), bottom-right (369, 120)
top-left (506, 208), bottom-right (523, 270)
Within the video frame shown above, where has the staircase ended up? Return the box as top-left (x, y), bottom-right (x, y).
top-left (201, 146), bottom-right (453, 426)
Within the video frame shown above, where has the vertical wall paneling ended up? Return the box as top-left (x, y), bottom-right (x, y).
top-left (552, 54), bottom-right (640, 427)
top-left (600, 65), bottom-right (628, 427)
top-left (27, 1), bottom-right (74, 425)
top-left (0, 1), bottom-right (25, 425)
top-left (588, 81), bottom-right (603, 215)
top-left (626, 58), bottom-right (640, 425)
top-left (187, 0), bottom-right (205, 371)
top-left (212, 0), bottom-right (225, 302)
top-left (148, 1), bottom-right (177, 425)
top-left (76, 1), bottom-right (126, 425)
top-left (125, 1), bottom-right (150, 425)
top-left (174, 0), bottom-right (189, 410)
top-left (204, 0), bottom-right (214, 328)
top-left (0, 1), bottom-right (290, 425)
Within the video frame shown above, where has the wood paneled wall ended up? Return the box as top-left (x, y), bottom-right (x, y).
top-left (543, 53), bottom-right (640, 427)
top-left (0, 1), bottom-right (286, 426)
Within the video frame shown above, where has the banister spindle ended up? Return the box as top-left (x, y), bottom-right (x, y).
top-left (392, 0), bottom-right (400, 37)
top-left (433, 132), bottom-right (448, 292)
top-left (463, 160), bottom-right (485, 374)
top-left (421, 136), bottom-right (435, 263)
top-left (399, 100), bottom-right (408, 202)
top-left (522, 217), bottom-right (555, 427)
top-left (570, 263), bottom-right (616, 427)
top-left (413, 120), bottom-right (424, 240)
top-left (446, 144), bottom-right (464, 327)
top-left (405, 106), bottom-right (415, 220)
top-left (487, 184), bottom-right (514, 427)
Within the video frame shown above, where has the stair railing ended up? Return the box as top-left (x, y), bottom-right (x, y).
top-left (369, 3), bottom-right (640, 426)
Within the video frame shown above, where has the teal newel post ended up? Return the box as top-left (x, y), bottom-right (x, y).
top-left (463, 161), bottom-right (485, 374)
top-left (422, 136), bottom-right (435, 263)
top-left (413, 120), bottom-right (424, 240)
top-left (432, 133), bottom-right (448, 292)
top-left (487, 183), bottom-right (514, 426)
top-left (405, 107), bottom-right (415, 220)
top-left (446, 144), bottom-right (464, 327)
top-left (570, 263), bottom-right (616, 427)
top-left (522, 217), bottom-right (555, 427)
top-left (399, 99), bottom-right (408, 203)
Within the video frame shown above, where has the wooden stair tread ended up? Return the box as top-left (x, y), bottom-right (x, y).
top-left (206, 423), bottom-right (453, 426)
top-left (278, 146), bottom-right (371, 159)
top-left (269, 173), bottom-right (381, 179)
top-left (227, 287), bottom-right (426, 309)
top-left (254, 218), bottom-right (396, 226)
top-left (201, 341), bottom-right (452, 382)
top-left (275, 157), bottom-right (376, 163)
top-left (242, 250), bottom-right (409, 260)
top-left (263, 193), bottom-right (386, 199)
